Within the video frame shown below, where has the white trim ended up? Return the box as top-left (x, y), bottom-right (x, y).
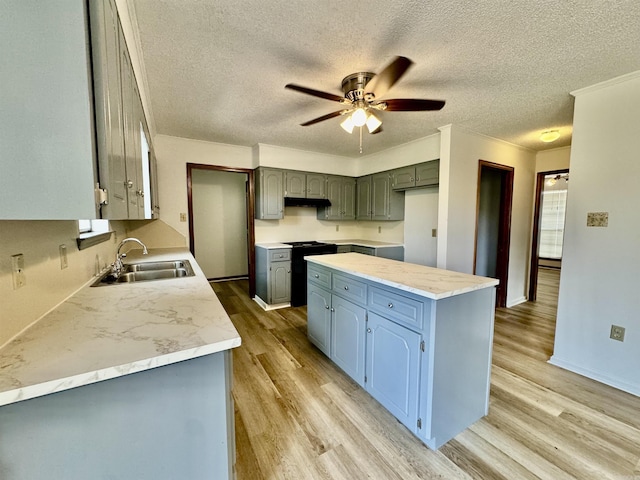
top-left (506, 296), bottom-right (527, 308)
top-left (253, 295), bottom-right (290, 311)
top-left (549, 355), bottom-right (640, 397)
top-left (571, 70), bottom-right (640, 97)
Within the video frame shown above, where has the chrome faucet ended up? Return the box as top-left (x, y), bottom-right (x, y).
top-left (111, 237), bottom-right (148, 277)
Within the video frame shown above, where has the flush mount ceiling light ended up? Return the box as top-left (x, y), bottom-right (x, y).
top-left (540, 129), bottom-right (560, 143)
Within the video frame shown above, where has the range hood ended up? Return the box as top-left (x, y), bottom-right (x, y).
top-left (284, 197), bottom-right (331, 208)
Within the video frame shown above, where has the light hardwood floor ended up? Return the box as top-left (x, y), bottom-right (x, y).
top-left (211, 268), bottom-right (640, 479)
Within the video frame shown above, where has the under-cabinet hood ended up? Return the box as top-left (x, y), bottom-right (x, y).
top-left (284, 197), bottom-right (331, 208)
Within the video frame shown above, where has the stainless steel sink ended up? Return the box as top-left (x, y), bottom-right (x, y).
top-left (92, 259), bottom-right (195, 286)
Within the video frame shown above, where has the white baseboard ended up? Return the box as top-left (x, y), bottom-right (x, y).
top-left (549, 355), bottom-right (640, 397)
top-left (253, 295), bottom-right (290, 311)
top-left (506, 296), bottom-right (527, 308)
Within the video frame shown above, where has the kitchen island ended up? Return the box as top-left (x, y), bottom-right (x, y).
top-left (306, 253), bottom-right (498, 449)
top-left (0, 248), bottom-right (241, 480)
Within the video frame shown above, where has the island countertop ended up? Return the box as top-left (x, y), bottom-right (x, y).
top-left (305, 252), bottom-right (498, 300)
top-left (0, 248), bottom-right (241, 407)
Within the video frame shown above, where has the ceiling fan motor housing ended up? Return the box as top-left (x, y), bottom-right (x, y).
top-left (342, 72), bottom-right (375, 102)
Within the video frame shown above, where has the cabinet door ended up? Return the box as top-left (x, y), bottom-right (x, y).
top-left (331, 295), bottom-right (366, 386)
top-left (321, 175), bottom-right (343, 220)
top-left (90, 0), bottom-right (128, 219)
top-left (256, 169), bottom-right (284, 219)
top-left (307, 285), bottom-right (332, 356)
top-left (371, 173), bottom-right (391, 220)
top-left (392, 167), bottom-right (416, 190)
top-left (366, 312), bottom-right (421, 432)
top-left (356, 176), bottom-right (371, 220)
top-left (120, 28), bottom-right (139, 218)
top-left (270, 260), bottom-right (291, 304)
top-left (285, 171), bottom-right (306, 197)
top-left (306, 173), bottom-right (326, 199)
top-left (415, 160), bottom-right (439, 187)
top-left (341, 178), bottom-right (356, 220)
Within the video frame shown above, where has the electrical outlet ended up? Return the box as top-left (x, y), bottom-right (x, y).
top-left (179, 213), bottom-right (187, 222)
top-left (11, 254), bottom-right (26, 289)
top-left (610, 325), bottom-right (625, 342)
top-left (59, 244), bottom-right (68, 269)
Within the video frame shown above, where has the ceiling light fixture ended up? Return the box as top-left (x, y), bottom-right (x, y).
top-left (540, 130), bottom-right (560, 143)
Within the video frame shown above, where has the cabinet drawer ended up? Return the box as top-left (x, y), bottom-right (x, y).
top-left (336, 245), bottom-right (352, 253)
top-left (368, 286), bottom-right (425, 331)
top-left (352, 245), bottom-right (375, 256)
top-left (333, 273), bottom-right (367, 305)
top-left (270, 249), bottom-right (291, 262)
top-left (308, 264), bottom-right (331, 289)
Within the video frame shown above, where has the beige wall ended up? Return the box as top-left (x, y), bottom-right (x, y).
top-left (536, 146), bottom-right (571, 173)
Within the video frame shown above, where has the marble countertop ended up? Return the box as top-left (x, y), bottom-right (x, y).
top-left (255, 242), bottom-right (292, 249)
top-left (320, 239), bottom-right (404, 248)
top-left (0, 248), bottom-right (241, 407)
top-left (306, 253), bottom-right (498, 300)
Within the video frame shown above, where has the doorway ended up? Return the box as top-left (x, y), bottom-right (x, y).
top-left (187, 163), bottom-right (256, 298)
top-left (474, 160), bottom-right (514, 308)
top-left (528, 169), bottom-right (569, 301)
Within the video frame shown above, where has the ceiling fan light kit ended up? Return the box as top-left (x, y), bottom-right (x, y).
top-left (285, 56), bottom-right (445, 152)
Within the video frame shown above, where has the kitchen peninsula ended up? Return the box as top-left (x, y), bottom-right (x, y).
top-left (306, 253), bottom-right (498, 449)
top-left (0, 248), bottom-right (240, 480)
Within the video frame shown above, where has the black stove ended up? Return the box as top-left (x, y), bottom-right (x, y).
top-left (284, 241), bottom-right (337, 306)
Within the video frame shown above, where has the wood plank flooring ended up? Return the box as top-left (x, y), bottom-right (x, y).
top-left (211, 268), bottom-right (640, 479)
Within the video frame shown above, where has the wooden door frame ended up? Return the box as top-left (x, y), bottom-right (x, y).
top-left (473, 160), bottom-right (514, 308)
top-left (186, 163), bottom-right (256, 298)
top-left (528, 168), bottom-right (569, 301)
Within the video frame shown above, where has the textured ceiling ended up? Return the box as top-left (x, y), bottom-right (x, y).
top-left (131, 0), bottom-right (640, 157)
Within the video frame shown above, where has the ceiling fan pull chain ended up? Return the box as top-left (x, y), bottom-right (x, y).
top-left (359, 126), bottom-right (363, 154)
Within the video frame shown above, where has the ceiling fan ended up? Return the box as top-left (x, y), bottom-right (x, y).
top-left (285, 56), bottom-right (445, 135)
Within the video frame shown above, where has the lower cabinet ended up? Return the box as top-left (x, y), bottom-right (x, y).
top-left (307, 284), bottom-right (331, 356)
top-left (331, 295), bottom-right (366, 386)
top-left (366, 311), bottom-right (421, 432)
top-left (255, 246), bottom-right (291, 305)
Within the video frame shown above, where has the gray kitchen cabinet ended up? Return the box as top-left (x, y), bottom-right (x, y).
top-left (284, 171), bottom-right (327, 199)
top-left (357, 173), bottom-right (404, 221)
top-left (0, 0), bottom-right (154, 220)
top-left (352, 245), bottom-right (404, 261)
top-left (307, 283), bottom-right (332, 356)
top-left (352, 245), bottom-right (375, 256)
top-left (331, 295), bottom-right (367, 386)
top-left (318, 175), bottom-right (356, 220)
top-left (255, 168), bottom-right (284, 219)
top-left (392, 160), bottom-right (440, 191)
top-left (336, 245), bottom-right (352, 253)
top-left (255, 246), bottom-right (291, 305)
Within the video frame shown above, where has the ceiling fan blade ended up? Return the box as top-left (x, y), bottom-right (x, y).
top-left (383, 98), bottom-right (445, 111)
top-left (300, 110), bottom-right (346, 126)
top-left (365, 56), bottom-right (413, 98)
top-left (285, 84), bottom-right (345, 103)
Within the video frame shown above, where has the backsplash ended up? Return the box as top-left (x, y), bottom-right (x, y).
top-left (0, 219), bottom-right (186, 347)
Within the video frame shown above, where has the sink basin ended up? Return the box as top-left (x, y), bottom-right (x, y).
top-left (92, 259), bottom-right (195, 286)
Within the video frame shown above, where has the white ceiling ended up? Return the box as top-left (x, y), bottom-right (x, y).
top-left (130, 0), bottom-right (640, 158)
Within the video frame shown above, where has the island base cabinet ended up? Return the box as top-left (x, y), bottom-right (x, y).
top-left (365, 312), bottom-right (421, 433)
top-left (0, 351), bottom-right (235, 480)
top-left (331, 296), bottom-right (366, 387)
top-left (307, 284), bottom-right (332, 356)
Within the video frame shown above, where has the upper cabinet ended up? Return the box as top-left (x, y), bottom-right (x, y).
top-left (318, 176), bottom-right (356, 221)
top-left (357, 173), bottom-right (405, 221)
top-left (0, 0), bottom-right (155, 220)
top-left (255, 168), bottom-right (284, 220)
top-left (391, 160), bottom-right (440, 191)
top-left (284, 171), bottom-right (327, 199)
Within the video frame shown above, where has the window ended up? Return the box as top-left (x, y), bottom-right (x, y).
top-left (539, 175), bottom-right (568, 259)
top-left (76, 220), bottom-right (112, 250)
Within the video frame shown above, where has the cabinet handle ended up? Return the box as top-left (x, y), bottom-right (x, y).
top-left (410, 177), bottom-right (414, 182)
top-left (314, 274), bottom-right (319, 278)
top-left (126, 180), bottom-right (134, 188)
top-left (344, 285), bottom-right (349, 291)
top-left (388, 303), bottom-right (394, 308)
top-left (367, 328), bottom-right (372, 333)
top-left (331, 308), bottom-right (335, 312)
top-left (325, 305), bottom-right (330, 309)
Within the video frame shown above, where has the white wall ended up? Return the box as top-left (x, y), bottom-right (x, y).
top-left (192, 170), bottom-right (248, 278)
top-left (438, 125), bottom-right (536, 307)
top-left (536, 146), bottom-right (571, 173)
top-left (356, 134), bottom-right (441, 176)
top-left (551, 71), bottom-right (640, 396)
top-left (403, 189), bottom-right (439, 266)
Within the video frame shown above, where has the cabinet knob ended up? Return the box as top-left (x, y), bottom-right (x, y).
top-left (388, 303), bottom-right (394, 308)
top-left (344, 285), bottom-right (349, 290)
top-left (325, 305), bottom-right (330, 309)
top-left (367, 328), bottom-right (372, 333)
top-left (314, 274), bottom-right (319, 278)
top-left (331, 308), bottom-right (335, 312)
top-left (126, 180), bottom-right (134, 188)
